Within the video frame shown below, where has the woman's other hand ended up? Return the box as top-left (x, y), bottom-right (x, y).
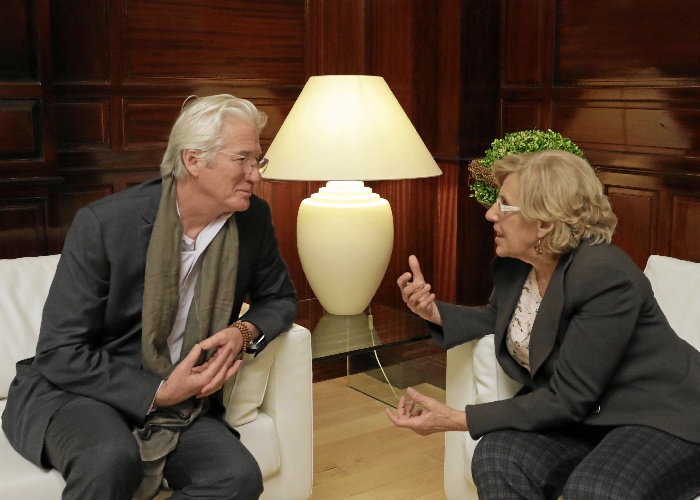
top-left (385, 387), bottom-right (467, 436)
top-left (397, 255), bottom-right (442, 325)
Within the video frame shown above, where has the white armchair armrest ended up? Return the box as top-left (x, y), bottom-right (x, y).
top-left (226, 323), bottom-right (313, 500)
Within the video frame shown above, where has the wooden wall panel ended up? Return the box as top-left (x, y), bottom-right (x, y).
top-left (553, 101), bottom-right (700, 158)
top-left (56, 100), bottom-right (111, 151)
top-left (606, 187), bottom-right (659, 269)
top-left (671, 196), bottom-right (700, 262)
top-left (0, 100), bottom-right (40, 159)
top-left (123, 0), bottom-right (305, 83)
top-left (502, 101), bottom-right (542, 133)
top-left (0, 0), bottom-right (57, 217)
top-left (307, 0), bottom-right (366, 75)
top-left (51, 0), bottom-right (109, 82)
top-left (0, 198), bottom-right (47, 257)
top-left (557, 0), bottom-right (700, 84)
top-left (0, 0), bottom-right (35, 80)
top-left (123, 98), bottom-right (182, 150)
top-left (433, 163), bottom-right (459, 305)
top-left (502, 0), bottom-right (545, 86)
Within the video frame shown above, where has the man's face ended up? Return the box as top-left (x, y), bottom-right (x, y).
top-left (196, 119), bottom-right (263, 215)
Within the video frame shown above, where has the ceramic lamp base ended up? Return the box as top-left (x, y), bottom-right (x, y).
top-left (297, 181), bottom-right (393, 315)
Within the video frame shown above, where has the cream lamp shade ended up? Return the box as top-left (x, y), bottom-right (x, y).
top-left (263, 75), bottom-right (442, 315)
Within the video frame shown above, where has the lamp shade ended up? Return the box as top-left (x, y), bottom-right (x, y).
top-left (263, 75), bottom-right (442, 181)
top-left (262, 75), bottom-right (441, 315)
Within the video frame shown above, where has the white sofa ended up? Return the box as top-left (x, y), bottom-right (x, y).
top-left (0, 254), bottom-right (313, 500)
top-left (444, 255), bottom-right (700, 499)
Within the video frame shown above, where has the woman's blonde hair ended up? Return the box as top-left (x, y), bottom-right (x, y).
top-left (160, 94), bottom-right (268, 179)
top-left (491, 150), bottom-right (617, 255)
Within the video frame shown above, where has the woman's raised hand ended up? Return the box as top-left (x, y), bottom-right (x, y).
top-left (397, 255), bottom-right (442, 325)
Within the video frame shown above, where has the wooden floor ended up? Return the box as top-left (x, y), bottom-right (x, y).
top-left (311, 377), bottom-right (446, 499)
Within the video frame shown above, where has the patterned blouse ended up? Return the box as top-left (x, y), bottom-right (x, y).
top-left (506, 268), bottom-right (542, 371)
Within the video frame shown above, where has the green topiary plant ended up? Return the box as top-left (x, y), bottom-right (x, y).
top-left (468, 129), bottom-right (585, 206)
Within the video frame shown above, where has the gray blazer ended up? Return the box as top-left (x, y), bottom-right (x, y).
top-left (2, 178), bottom-right (297, 467)
top-left (431, 240), bottom-right (700, 443)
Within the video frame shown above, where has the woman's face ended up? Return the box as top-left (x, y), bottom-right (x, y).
top-left (485, 172), bottom-right (542, 263)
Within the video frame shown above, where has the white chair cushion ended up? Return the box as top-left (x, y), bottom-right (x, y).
top-left (235, 411), bottom-right (280, 480)
top-left (644, 255), bottom-right (700, 351)
top-left (223, 342), bottom-right (275, 427)
top-left (0, 255), bottom-right (60, 399)
top-left (472, 335), bottom-right (521, 405)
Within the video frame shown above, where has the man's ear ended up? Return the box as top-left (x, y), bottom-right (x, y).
top-left (182, 149), bottom-right (201, 177)
top-left (538, 220), bottom-right (554, 239)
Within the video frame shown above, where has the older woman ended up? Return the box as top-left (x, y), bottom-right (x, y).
top-left (388, 150), bottom-right (700, 498)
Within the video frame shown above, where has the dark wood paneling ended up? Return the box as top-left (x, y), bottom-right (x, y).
top-left (123, 98), bottom-right (182, 150)
top-left (0, 0), bottom-right (56, 180)
top-left (553, 101), bottom-right (700, 157)
top-left (51, 0), bottom-right (109, 82)
top-left (671, 195), bottom-right (700, 262)
top-left (557, 0), bottom-right (700, 84)
top-left (0, 0), bottom-right (35, 81)
top-left (607, 187), bottom-right (659, 269)
top-left (307, 0), bottom-right (366, 75)
top-left (0, 198), bottom-right (47, 257)
top-left (433, 162), bottom-right (459, 304)
top-left (123, 0), bottom-right (305, 83)
top-left (0, 0), bottom-right (37, 81)
top-left (56, 100), bottom-right (111, 151)
top-left (502, 0), bottom-right (545, 86)
top-left (502, 101), bottom-right (542, 133)
top-left (0, 100), bottom-right (40, 159)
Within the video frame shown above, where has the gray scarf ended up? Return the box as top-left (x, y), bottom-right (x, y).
top-left (134, 175), bottom-right (239, 499)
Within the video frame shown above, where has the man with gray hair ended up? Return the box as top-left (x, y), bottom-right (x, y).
top-left (2, 94), bottom-right (297, 499)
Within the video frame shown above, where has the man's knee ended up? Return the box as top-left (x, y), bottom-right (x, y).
top-left (220, 453), bottom-right (263, 499)
top-left (61, 439), bottom-right (142, 500)
top-left (81, 438), bottom-right (142, 482)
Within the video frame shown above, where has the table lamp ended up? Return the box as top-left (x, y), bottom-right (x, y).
top-left (263, 75), bottom-right (442, 315)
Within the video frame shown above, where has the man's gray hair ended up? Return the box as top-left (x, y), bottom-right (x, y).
top-left (160, 94), bottom-right (268, 179)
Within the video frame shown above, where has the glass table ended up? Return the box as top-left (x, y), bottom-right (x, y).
top-left (295, 299), bottom-right (446, 407)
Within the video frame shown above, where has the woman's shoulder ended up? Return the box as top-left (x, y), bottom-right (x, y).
top-left (569, 240), bottom-right (636, 271)
top-left (566, 241), bottom-right (651, 296)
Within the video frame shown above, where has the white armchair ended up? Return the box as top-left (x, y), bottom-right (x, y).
top-left (443, 255), bottom-right (700, 499)
top-left (0, 254), bottom-right (313, 500)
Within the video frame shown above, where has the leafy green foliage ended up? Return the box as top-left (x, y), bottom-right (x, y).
top-left (469, 180), bottom-right (499, 206)
top-left (469, 129), bottom-right (584, 206)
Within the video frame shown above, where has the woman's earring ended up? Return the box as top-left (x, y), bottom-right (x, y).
top-left (534, 239), bottom-right (543, 255)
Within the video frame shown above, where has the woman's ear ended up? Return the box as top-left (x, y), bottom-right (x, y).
top-left (537, 221), bottom-right (554, 239)
top-left (182, 149), bottom-right (201, 177)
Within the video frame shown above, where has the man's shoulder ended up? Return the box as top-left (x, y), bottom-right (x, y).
top-left (90, 177), bottom-right (161, 208)
top-left (79, 178), bottom-right (161, 219)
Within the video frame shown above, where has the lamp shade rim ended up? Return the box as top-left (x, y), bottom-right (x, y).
top-left (262, 74), bottom-right (443, 181)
